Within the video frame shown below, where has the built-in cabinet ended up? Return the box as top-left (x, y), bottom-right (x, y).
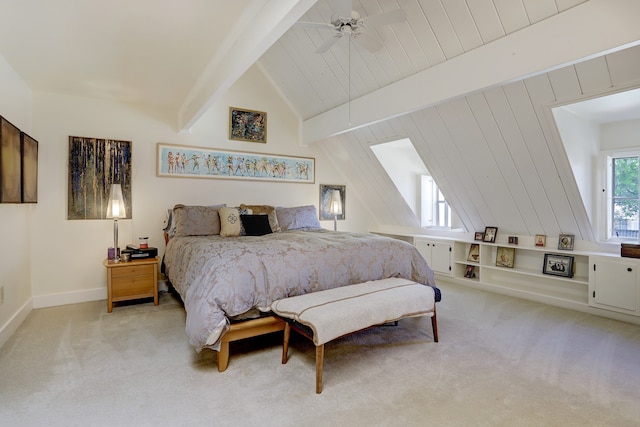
top-left (372, 231), bottom-right (640, 322)
top-left (414, 238), bottom-right (452, 275)
top-left (589, 255), bottom-right (639, 314)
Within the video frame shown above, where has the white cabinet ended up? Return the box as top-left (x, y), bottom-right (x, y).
top-left (589, 256), bottom-right (638, 314)
top-left (414, 238), bottom-right (452, 275)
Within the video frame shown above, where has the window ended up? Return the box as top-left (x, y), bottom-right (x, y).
top-left (608, 154), bottom-right (640, 239)
top-left (371, 138), bottom-right (454, 228)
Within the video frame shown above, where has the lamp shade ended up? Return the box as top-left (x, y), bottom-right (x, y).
top-left (329, 189), bottom-right (342, 215)
top-left (106, 184), bottom-right (126, 219)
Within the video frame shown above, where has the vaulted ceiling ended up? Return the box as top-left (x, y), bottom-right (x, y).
top-left (2, 0), bottom-right (640, 238)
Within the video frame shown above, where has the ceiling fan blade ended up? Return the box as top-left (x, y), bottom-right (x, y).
top-left (315, 35), bottom-right (342, 54)
top-left (296, 21), bottom-right (336, 31)
top-left (362, 8), bottom-right (407, 28)
top-left (335, 0), bottom-right (353, 20)
top-left (353, 32), bottom-right (383, 52)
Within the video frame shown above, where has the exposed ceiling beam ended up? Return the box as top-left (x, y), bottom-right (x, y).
top-left (302, 0), bottom-right (640, 144)
top-left (178, 0), bottom-right (316, 132)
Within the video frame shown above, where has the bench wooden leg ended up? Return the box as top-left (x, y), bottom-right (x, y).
top-left (282, 322), bottom-right (290, 364)
top-left (431, 308), bottom-right (439, 343)
top-left (316, 344), bottom-right (324, 394)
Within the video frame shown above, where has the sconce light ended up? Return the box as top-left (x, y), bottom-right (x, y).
top-left (106, 184), bottom-right (126, 261)
top-left (329, 189), bottom-right (342, 231)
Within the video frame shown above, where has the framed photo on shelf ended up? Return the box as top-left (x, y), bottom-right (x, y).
top-left (495, 246), bottom-right (515, 268)
top-left (464, 265), bottom-right (476, 278)
top-left (474, 232), bottom-right (484, 241)
top-left (535, 234), bottom-right (546, 247)
top-left (483, 226), bottom-right (498, 243)
top-left (467, 244), bottom-right (480, 262)
top-left (508, 236), bottom-right (518, 245)
top-left (558, 234), bottom-right (575, 251)
top-left (543, 253), bottom-right (574, 278)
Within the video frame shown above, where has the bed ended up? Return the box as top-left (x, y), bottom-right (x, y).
top-left (162, 204), bottom-right (437, 370)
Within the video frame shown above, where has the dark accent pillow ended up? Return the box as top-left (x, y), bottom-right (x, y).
top-left (240, 214), bottom-right (273, 236)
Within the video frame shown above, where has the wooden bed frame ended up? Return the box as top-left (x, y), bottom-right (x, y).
top-left (164, 231), bottom-right (286, 372)
top-left (218, 316), bottom-right (285, 372)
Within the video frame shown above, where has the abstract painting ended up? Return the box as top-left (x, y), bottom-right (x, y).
top-left (68, 136), bottom-right (132, 219)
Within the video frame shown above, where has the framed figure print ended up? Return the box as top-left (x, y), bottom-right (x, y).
top-left (558, 234), bottom-right (575, 251)
top-left (483, 226), bottom-right (498, 243)
top-left (474, 232), bottom-right (484, 241)
top-left (543, 253), bottom-right (574, 278)
top-left (467, 244), bottom-right (480, 262)
top-left (495, 246), bottom-right (515, 268)
top-left (0, 116), bottom-right (22, 203)
top-left (464, 265), bottom-right (476, 278)
top-left (535, 234), bottom-right (546, 247)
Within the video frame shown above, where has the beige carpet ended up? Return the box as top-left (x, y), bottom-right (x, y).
top-left (1, 281), bottom-right (640, 426)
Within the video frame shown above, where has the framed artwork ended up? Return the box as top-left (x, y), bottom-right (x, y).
top-left (558, 234), bottom-right (575, 251)
top-left (21, 132), bottom-right (38, 203)
top-left (496, 246), bottom-right (515, 268)
top-left (535, 234), bottom-right (546, 247)
top-left (464, 265), bottom-right (476, 278)
top-left (483, 226), bottom-right (498, 243)
top-left (543, 253), bottom-right (574, 278)
top-left (68, 136), bottom-right (132, 220)
top-left (157, 143), bottom-right (314, 183)
top-left (229, 107), bottom-right (267, 143)
top-left (319, 184), bottom-right (345, 220)
top-left (474, 232), bottom-right (484, 241)
top-left (467, 244), bottom-right (480, 262)
top-left (0, 116), bottom-right (22, 203)
top-left (508, 236), bottom-right (518, 245)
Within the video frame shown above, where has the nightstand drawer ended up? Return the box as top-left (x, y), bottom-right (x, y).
top-left (112, 274), bottom-right (154, 296)
top-left (111, 264), bottom-right (154, 279)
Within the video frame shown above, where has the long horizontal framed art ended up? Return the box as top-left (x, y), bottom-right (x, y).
top-left (156, 143), bottom-right (315, 183)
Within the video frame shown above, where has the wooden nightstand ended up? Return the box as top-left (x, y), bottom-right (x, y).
top-left (103, 257), bottom-right (159, 313)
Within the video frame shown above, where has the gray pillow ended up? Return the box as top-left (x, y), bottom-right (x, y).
top-left (276, 205), bottom-right (322, 231)
top-left (172, 204), bottom-right (226, 236)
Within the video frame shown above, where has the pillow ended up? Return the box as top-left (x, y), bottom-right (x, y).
top-left (172, 204), bottom-right (226, 237)
top-left (276, 205), bottom-right (322, 231)
top-left (219, 207), bottom-right (252, 237)
top-left (240, 204), bottom-right (281, 232)
top-left (240, 214), bottom-right (273, 236)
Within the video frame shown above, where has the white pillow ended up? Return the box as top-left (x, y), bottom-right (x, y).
top-left (219, 207), bottom-right (252, 237)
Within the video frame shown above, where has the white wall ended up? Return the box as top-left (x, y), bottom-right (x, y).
top-left (27, 64), bottom-right (373, 307)
top-left (0, 55), bottom-right (34, 347)
top-left (601, 119), bottom-right (640, 150)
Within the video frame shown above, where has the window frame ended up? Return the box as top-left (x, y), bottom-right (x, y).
top-left (600, 148), bottom-right (640, 242)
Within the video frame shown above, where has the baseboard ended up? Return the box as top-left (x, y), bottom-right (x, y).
top-left (32, 287), bottom-right (107, 309)
top-left (0, 298), bottom-right (33, 349)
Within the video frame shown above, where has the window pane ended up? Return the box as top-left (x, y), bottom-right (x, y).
top-left (613, 157), bottom-right (639, 198)
top-left (613, 199), bottom-right (639, 238)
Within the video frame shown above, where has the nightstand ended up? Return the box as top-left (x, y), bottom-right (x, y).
top-left (103, 257), bottom-right (159, 313)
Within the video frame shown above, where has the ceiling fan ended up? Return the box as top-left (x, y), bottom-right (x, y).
top-left (296, 0), bottom-right (407, 54)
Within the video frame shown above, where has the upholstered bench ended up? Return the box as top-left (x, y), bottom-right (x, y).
top-left (271, 277), bottom-right (440, 393)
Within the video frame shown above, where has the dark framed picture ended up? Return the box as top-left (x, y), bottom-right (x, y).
top-left (229, 107), bottom-right (267, 143)
top-left (508, 236), bottom-right (518, 245)
top-left (0, 116), bottom-right (22, 203)
top-left (496, 246), bottom-right (515, 268)
top-left (467, 244), bottom-right (480, 262)
top-left (319, 184), bottom-right (345, 220)
top-left (21, 132), bottom-right (38, 203)
top-left (543, 253), bottom-right (574, 278)
top-left (558, 234), bottom-right (575, 251)
top-left (464, 265), bottom-right (476, 278)
top-left (483, 226), bottom-right (498, 243)
top-left (535, 234), bottom-right (546, 247)
top-left (474, 232), bottom-right (484, 241)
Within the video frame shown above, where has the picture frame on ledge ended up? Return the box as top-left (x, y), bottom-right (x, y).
top-left (558, 234), bottom-right (575, 251)
top-left (474, 232), bottom-right (484, 241)
top-left (495, 246), bottom-right (515, 268)
top-left (483, 226), bottom-right (498, 243)
top-left (467, 244), bottom-right (480, 263)
top-left (535, 234), bottom-right (546, 247)
top-left (543, 253), bottom-right (574, 278)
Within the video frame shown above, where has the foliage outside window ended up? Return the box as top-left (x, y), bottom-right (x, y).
top-left (610, 156), bottom-right (640, 239)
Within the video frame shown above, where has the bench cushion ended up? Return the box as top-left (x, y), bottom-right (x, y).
top-left (271, 278), bottom-right (436, 345)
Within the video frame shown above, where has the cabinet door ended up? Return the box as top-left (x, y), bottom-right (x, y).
top-left (590, 257), bottom-right (637, 312)
top-left (415, 239), bottom-right (451, 275)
